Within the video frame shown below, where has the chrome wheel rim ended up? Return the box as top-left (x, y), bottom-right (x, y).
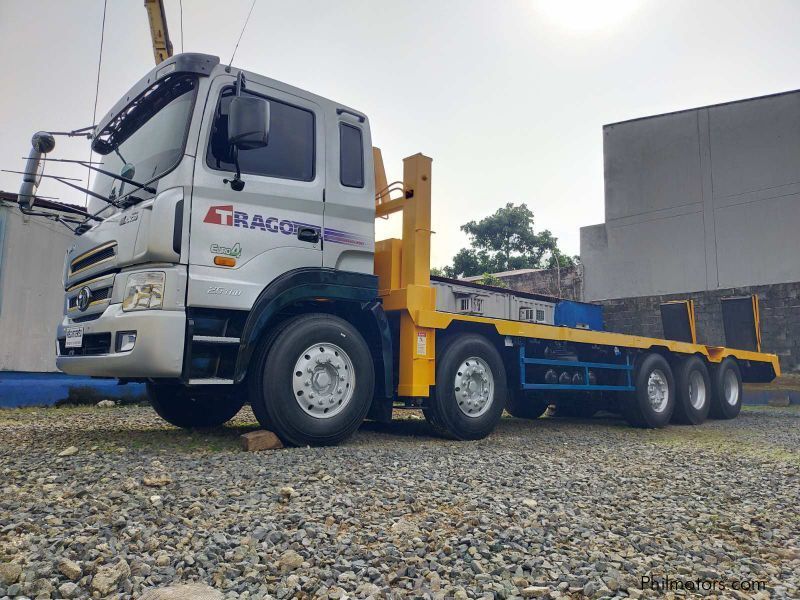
top-left (647, 369), bottom-right (670, 413)
top-left (723, 369), bottom-right (739, 406)
top-left (688, 369), bottom-right (707, 410)
top-left (292, 343), bottom-right (355, 419)
top-left (454, 356), bottom-right (495, 418)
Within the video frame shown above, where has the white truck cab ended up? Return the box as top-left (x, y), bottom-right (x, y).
top-left (55, 54), bottom-right (376, 376)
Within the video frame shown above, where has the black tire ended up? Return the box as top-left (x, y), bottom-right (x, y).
top-left (623, 353), bottom-right (675, 428)
top-left (249, 313), bottom-right (374, 446)
top-left (247, 317), bottom-right (295, 430)
top-left (146, 383), bottom-right (246, 428)
top-left (506, 389), bottom-right (550, 420)
top-left (708, 358), bottom-right (743, 420)
top-left (425, 334), bottom-right (507, 440)
top-left (672, 356), bottom-right (712, 425)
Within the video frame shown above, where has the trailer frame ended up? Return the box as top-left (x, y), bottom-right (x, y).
top-left (372, 150), bottom-right (781, 401)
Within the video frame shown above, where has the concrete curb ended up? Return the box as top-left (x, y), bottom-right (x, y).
top-left (744, 389), bottom-right (800, 407)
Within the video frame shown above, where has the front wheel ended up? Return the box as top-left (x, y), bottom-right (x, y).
top-left (424, 334), bottom-right (506, 440)
top-left (249, 314), bottom-right (374, 446)
top-left (146, 383), bottom-right (246, 428)
top-left (709, 358), bottom-right (743, 420)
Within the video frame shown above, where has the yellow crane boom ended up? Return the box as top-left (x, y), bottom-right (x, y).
top-left (144, 0), bottom-right (173, 65)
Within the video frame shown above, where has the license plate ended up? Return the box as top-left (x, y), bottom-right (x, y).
top-left (65, 326), bottom-right (84, 348)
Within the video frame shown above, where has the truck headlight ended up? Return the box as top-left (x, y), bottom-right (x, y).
top-left (122, 272), bottom-right (165, 311)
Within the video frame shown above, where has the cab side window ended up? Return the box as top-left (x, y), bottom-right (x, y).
top-left (207, 87), bottom-right (315, 182)
top-left (339, 123), bottom-right (364, 188)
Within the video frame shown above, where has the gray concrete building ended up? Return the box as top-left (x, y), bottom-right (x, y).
top-left (581, 89), bottom-right (800, 300)
top-left (580, 89), bottom-right (800, 370)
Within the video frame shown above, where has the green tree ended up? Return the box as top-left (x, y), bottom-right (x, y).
top-left (443, 203), bottom-right (575, 278)
top-left (478, 273), bottom-right (507, 288)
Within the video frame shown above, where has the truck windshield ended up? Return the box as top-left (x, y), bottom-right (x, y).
top-left (90, 74), bottom-right (198, 204)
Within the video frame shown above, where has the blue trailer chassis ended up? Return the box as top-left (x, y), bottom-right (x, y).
top-left (518, 346), bottom-right (635, 392)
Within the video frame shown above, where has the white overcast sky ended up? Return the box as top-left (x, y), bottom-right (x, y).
top-left (2, 0), bottom-right (799, 268)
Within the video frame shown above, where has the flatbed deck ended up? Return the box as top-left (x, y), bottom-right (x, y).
top-left (417, 309), bottom-right (780, 383)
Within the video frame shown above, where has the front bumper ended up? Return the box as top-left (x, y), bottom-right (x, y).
top-left (56, 303), bottom-right (185, 378)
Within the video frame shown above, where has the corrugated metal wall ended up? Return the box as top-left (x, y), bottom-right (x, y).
top-left (0, 203), bottom-right (73, 372)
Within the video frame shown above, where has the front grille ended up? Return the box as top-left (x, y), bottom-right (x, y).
top-left (70, 243), bottom-right (117, 275)
top-left (68, 286), bottom-right (112, 310)
top-left (58, 333), bottom-right (111, 356)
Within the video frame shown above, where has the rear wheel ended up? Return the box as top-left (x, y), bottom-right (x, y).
top-left (147, 383), bottom-right (246, 428)
top-left (249, 313), bottom-right (374, 446)
top-left (506, 389), bottom-right (550, 420)
top-left (672, 356), bottom-right (711, 425)
top-left (623, 353), bottom-right (675, 428)
top-left (424, 334), bottom-right (506, 440)
top-left (709, 358), bottom-right (743, 420)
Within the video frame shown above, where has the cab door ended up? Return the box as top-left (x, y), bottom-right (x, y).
top-left (322, 110), bottom-right (375, 274)
top-left (188, 75), bottom-right (325, 310)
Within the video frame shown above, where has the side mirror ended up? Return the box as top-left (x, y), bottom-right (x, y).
top-left (228, 96), bottom-right (270, 150)
top-left (19, 131), bottom-right (55, 211)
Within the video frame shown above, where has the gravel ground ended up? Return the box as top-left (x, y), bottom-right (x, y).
top-left (0, 403), bottom-right (798, 600)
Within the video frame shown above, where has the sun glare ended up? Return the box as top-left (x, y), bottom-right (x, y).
top-left (533, 0), bottom-right (642, 33)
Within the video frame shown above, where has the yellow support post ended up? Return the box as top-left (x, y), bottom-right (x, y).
top-left (373, 147), bottom-right (390, 207)
top-left (397, 154), bottom-right (436, 397)
top-left (400, 154), bottom-right (432, 288)
top-left (373, 152), bottom-right (437, 397)
top-left (752, 294), bottom-right (762, 353)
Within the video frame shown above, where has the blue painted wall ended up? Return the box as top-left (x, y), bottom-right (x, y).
top-left (0, 371), bottom-right (146, 408)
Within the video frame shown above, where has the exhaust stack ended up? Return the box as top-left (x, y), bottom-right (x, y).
top-left (18, 131), bottom-right (56, 211)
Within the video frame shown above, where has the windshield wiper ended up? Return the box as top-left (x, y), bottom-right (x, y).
top-left (2, 169), bottom-right (120, 209)
top-left (35, 157), bottom-right (157, 194)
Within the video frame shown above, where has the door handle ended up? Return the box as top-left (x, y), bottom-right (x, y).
top-left (297, 227), bottom-right (320, 244)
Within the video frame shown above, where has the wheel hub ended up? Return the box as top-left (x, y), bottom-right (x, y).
top-left (647, 369), bottom-right (669, 413)
top-left (293, 343), bottom-right (355, 419)
top-left (688, 369), bottom-right (707, 410)
top-left (723, 369), bottom-right (739, 406)
top-left (454, 357), bottom-right (494, 418)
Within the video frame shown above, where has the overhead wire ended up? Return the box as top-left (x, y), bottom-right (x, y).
top-left (85, 0), bottom-right (108, 209)
top-left (228, 0), bottom-right (257, 68)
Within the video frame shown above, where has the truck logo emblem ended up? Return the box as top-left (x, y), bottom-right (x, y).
top-left (77, 287), bottom-right (92, 312)
top-left (204, 205), bottom-right (234, 226)
top-left (202, 205), bottom-right (370, 248)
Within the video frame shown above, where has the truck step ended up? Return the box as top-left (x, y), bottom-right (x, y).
top-left (192, 335), bottom-right (241, 345)
top-left (188, 378), bottom-right (235, 385)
